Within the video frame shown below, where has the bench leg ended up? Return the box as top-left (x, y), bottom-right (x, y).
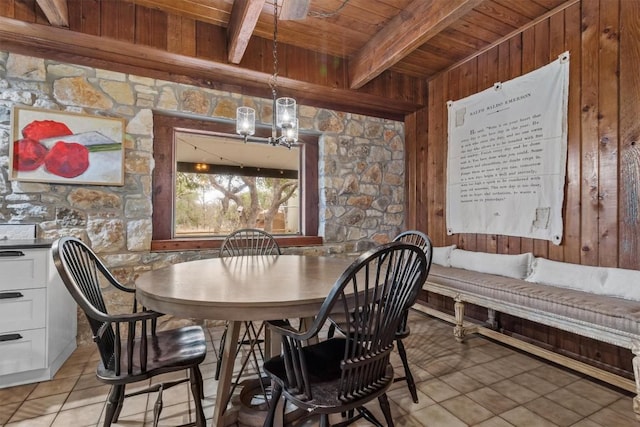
top-left (633, 341), bottom-right (640, 420)
top-left (486, 308), bottom-right (498, 330)
top-left (453, 295), bottom-right (466, 343)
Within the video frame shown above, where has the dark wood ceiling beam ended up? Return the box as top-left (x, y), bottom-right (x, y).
top-left (349, 0), bottom-right (484, 89)
top-left (35, 0), bottom-right (68, 27)
top-left (227, 0), bottom-right (265, 64)
top-left (0, 16), bottom-right (419, 120)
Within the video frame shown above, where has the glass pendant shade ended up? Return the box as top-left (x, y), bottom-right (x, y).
top-left (236, 107), bottom-right (256, 136)
top-left (283, 118), bottom-right (298, 143)
top-left (276, 97), bottom-right (296, 129)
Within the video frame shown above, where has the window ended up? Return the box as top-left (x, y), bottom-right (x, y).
top-left (174, 131), bottom-right (300, 236)
top-left (152, 112), bottom-right (320, 250)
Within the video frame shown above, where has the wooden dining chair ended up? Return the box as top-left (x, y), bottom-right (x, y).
top-left (52, 237), bottom-right (207, 427)
top-left (392, 230), bottom-right (433, 403)
top-left (262, 242), bottom-right (429, 427)
top-left (215, 228), bottom-right (281, 380)
top-left (220, 228), bottom-right (282, 257)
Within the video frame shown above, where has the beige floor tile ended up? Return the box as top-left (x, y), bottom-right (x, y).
top-left (466, 386), bottom-right (519, 414)
top-left (72, 373), bottom-right (103, 391)
top-left (482, 357), bottom-right (532, 378)
top-left (568, 419), bottom-right (605, 427)
top-left (4, 413), bottom-right (57, 427)
top-left (473, 416), bottom-right (516, 427)
top-left (491, 379), bottom-right (540, 404)
top-left (438, 371), bottom-right (485, 394)
top-left (564, 380), bottom-right (622, 407)
top-left (51, 401), bottom-right (105, 427)
top-left (605, 397), bottom-right (637, 421)
top-left (524, 396), bottom-right (582, 426)
top-left (410, 404), bottom-right (468, 427)
top-left (0, 383), bottom-right (36, 405)
top-left (388, 414), bottom-right (425, 426)
top-left (587, 407), bottom-right (640, 427)
top-left (52, 359), bottom-right (87, 380)
top-left (528, 364), bottom-right (581, 387)
top-left (441, 395), bottom-right (494, 425)
top-left (387, 386), bottom-right (436, 411)
top-left (417, 378), bottom-right (461, 402)
top-left (0, 401), bottom-right (21, 425)
top-left (461, 364), bottom-right (507, 385)
top-left (116, 393), bottom-right (151, 418)
top-left (500, 406), bottom-right (559, 427)
top-left (61, 384), bottom-right (110, 410)
top-left (510, 372), bottom-right (560, 395)
top-left (25, 376), bottom-right (77, 400)
top-left (545, 387), bottom-right (603, 417)
top-left (8, 393), bottom-right (67, 423)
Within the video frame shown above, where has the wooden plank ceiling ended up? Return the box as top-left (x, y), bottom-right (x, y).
top-left (0, 0), bottom-right (572, 118)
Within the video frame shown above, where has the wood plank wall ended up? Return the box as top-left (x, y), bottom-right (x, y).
top-left (407, 0), bottom-right (640, 271)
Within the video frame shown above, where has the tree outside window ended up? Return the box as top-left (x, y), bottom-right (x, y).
top-left (175, 132), bottom-right (300, 237)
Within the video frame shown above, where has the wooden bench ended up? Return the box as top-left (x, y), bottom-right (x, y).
top-left (412, 251), bottom-right (640, 419)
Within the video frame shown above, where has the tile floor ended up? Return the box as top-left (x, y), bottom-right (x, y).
top-left (0, 311), bottom-right (637, 427)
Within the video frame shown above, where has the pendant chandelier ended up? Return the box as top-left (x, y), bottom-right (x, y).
top-left (236, 1), bottom-right (298, 148)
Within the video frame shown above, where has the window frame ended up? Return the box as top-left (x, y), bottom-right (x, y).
top-left (151, 112), bottom-right (321, 251)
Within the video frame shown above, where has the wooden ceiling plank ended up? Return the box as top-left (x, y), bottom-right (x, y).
top-left (35, 0), bottom-right (68, 27)
top-left (349, 0), bottom-right (484, 89)
top-left (227, 0), bottom-right (265, 64)
top-left (123, 0), bottom-right (230, 27)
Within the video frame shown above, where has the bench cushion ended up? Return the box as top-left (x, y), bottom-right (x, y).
top-left (428, 264), bottom-right (640, 337)
top-left (449, 249), bottom-right (533, 279)
top-left (527, 257), bottom-right (640, 302)
top-left (432, 245), bottom-right (456, 267)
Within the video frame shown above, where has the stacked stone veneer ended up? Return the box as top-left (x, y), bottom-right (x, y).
top-left (0, 51), bottom-right (405, 341)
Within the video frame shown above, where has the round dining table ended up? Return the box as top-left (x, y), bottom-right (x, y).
top-left (135, 254), bottom-right (356, 427)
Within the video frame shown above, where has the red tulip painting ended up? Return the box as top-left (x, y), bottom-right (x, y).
top-left (10, 107), bottom-right (125, 186)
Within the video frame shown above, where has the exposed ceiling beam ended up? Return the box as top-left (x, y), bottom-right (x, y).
top-left (349, 0), bottom-right (484, 89)
top-left (227, 0), bottom-right (265, 64)
top-left (35, 0), bottom-right (69, 27)
top-left (0, 16), bottom-right (420, 120)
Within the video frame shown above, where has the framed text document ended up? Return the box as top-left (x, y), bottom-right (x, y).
top-left (446, 52), bottom-right (569, 245)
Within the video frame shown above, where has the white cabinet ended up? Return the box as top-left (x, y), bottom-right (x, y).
top-left (0, 243), bottom-right (77, 388)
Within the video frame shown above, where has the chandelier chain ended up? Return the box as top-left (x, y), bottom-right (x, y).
top-left (269, 1), bottom-right (279, 97)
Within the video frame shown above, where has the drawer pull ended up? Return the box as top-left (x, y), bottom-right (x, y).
top-left (0, 333), bottom-right (23, 342)
top-left (0, 250), bottom-right (25, 257)
top-left (0, 292), bottom-right (24, 299)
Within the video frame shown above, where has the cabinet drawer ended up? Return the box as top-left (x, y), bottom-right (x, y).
top-left (0, 249), bottom-right (48, 291)
top-left (0, 329), bottom-right (46, 376)
top-left (0, 289), bottom-right (46, 333)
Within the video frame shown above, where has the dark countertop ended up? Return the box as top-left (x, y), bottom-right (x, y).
top-left (0, 239), bottom-right (53, 249)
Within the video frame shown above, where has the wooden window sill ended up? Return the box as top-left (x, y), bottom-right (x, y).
top-left (151, 236), bottom-right (323, 252)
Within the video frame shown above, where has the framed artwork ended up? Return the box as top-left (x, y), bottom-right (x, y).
top-left (10, 106), bottom-right (126, 186)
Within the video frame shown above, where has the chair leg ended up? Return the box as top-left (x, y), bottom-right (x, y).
top-left (152, 384), bottom-right (164, 427)
top-left (104, 385), bottom-right (124, 427)
top-left (263, 382), bottom-right (282, 427)
top-left (378, 394), bottom-right (394, 427)
top-left (190, 366), bottom-right (206, 427)
top-left (320, 414), bottom-right (330, 427)
top-left (112, 384), bottom-right (125, 422)
top-left (396, 338), bottom-right (419, 403)
top-left (215, 324), bottom-right (228, 380)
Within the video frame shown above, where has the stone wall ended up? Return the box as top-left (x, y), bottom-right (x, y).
top-left (0, 51), bottom-right (405, 341)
